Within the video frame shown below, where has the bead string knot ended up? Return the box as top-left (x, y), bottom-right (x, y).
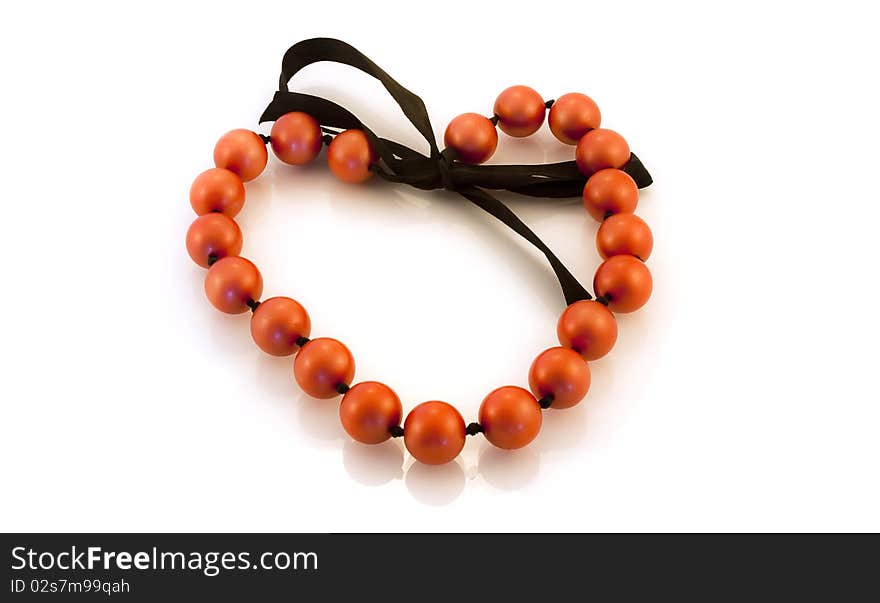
top-left (465, 422), bottom-right (484, 436)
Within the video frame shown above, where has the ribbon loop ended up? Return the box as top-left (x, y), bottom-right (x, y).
top-left (260, 38), bottom-right (653, 307)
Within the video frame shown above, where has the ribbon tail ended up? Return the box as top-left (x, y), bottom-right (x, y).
top-left (456, 185), bottom-right (593, 306)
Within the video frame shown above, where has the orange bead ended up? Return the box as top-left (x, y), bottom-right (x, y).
top-left (189, 168), bottom-right (246, 217)
top-left (597, 214), bottom-right (653, 260)
top-left (270, 112), bottom-right (323, 165)
top-left (327, 130), bottom-right (374, 183)
top-left (213, 129), bottom-right (268, 182)
top-left (575, 128), bottom-right (630, 175)
top-left (250, 296), bottom-right (311, 356)
top-left (404, 401), bottom-right (466, 465)
top-left (493, 85), bottom-right (546, 137)
top-left (185, 213), bottom-right (243, 268)
top-left (582, 168), bottom-right (639, 222)
top-left (478, 386), bottom-right (542, 450)
top-left (593, 255), bottom-right (653, 313)
top-left (293, 338), bottom-right (355, 399)
top-left (340, 381), bottom-right (403, 444)
top-left (548, 92), bottom-right (602, 145)
top-left (204, 256), bottom-right (263, 314)
top-left (556, 300), bottom-right (618, 361)
top-left (443, 113), bottom-right (498, 164)
top-left (528, 347), bottom-right (591, 409)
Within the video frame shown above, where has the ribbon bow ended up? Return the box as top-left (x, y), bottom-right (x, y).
top-left (260, 38), bottom-right (652, 306)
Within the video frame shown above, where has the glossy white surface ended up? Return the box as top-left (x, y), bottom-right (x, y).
top-left (1, 0), bottom-right (878, 531)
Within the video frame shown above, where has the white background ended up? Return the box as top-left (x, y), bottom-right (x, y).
top-left (1, 1), bottom-right (878, 532)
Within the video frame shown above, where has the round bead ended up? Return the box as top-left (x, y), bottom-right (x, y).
top-left (213, 129), bottom-right (268, 182)
top-left (478, 386), bottom-right (542, 450)
top-left (582, 168), bottom-right (639, 222)
top-left (270, 112), bottom-right (323, 165)
top-left (528, 347), bottom-right (591, 409)
top-left (293, 338), bottom-right (356, 399)
top-left (340, 381), bottom-right (403, 444)
top-left (597, 214), bottom-right (653, 260)
top-left (593, 255), bottom-right (653, 313)
top-left (204, 256), bottom-right (263, 314)
top-left (575, 128), bottom-right (630, 175)
top-left (443, 113), bottom-right (498, 164)
top-left (493, 85), bottom-right (546, 137)
top-left (189, 168), bottom-right (246, 217)
top-left (556, 300), bottom-right (618, 361)
top-left (548, 93), bottom-right (601, 145)
top-left (327, 130), bottom-right (374, 183)
top-left (250, 296), bottom-right (311, 357)
top-left (404, 401), bottom-right (466, 465)
top-left (185, 213), bottom-right (243, 268)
